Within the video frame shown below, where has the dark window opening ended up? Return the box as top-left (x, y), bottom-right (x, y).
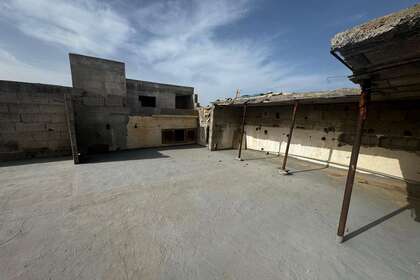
top-left (276, 112), bottom-right (280, 119)
top-left (162, 130), bottom-right (174, 144)
top-left (186, 129), bottom-right (196, 142)
top-left (162, 129), bottom-right (196, 144)
top-left (404, 130), bottom-right (413, 136)
top-left (139, 95), bottom-right (156, 107)
top-left (175, 129), bottom-right (185, 142)
top-left (175, 95), bottom-right (192, 109)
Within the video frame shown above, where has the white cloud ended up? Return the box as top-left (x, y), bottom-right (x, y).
top-left (0, 0), bottom-right (133, 55)
top-left (0, 48), bottom-right (70, 86)
top-left (128, 0), bottom-right (345, 104)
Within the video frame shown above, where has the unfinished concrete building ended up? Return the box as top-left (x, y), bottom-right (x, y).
top-left (1, 4), bottom-right (420, 280)
top-left (0, 54), bottom-right (198, 162)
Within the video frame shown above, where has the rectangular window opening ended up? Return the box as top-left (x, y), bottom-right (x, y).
top-left (162, 128), bottom-right (196, 145)
top-left (186, 129), bottom-right (195, 142)
top-left (174, 129), bottom-right (185, 142)
top-left (162, 130), bottom-right (174, 144)
top-left (175, 95), bottom-right (192, 109)
top-left (139, 95), bottom-right (156, 107)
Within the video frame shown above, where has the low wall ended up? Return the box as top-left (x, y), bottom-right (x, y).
top-left (0, 81), bottom-right (72, 161)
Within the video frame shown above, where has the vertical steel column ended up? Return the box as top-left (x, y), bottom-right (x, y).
top-left (237, 103), bottom-right (248, 160)
top-left (337, 81), bottom-right (371, 241)
top-left (281, 101), bottom-right (299, 171)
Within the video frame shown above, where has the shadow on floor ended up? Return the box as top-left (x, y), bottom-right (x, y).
top-left (407, 182), bottom-right (420, 222)
top-left (241, 154), bottom-right (280, 161)
top-left (288, 165), bottom-right (329, 175)
top-left (0, 155), bottom-right (73, 168)
top-left (343, 204), bottom-right (412, 242)
top-left (81, 144), bottom-right (203, 164)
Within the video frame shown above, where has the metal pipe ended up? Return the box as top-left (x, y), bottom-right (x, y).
top-left (330, 49), bottom-right (354, 72)
top-left (237, 102), bottom-right (248, 160)
top-left (281, 101), bottom-right (299, 171)
top-left (337, 80), bottom-right (371, 241)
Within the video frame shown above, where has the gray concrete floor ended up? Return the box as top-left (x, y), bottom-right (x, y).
top-left (0, 145), bottom-right (419, 280)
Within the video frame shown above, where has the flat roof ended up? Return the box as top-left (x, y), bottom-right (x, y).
top-left (213, 88), bottom-right (361, 106)
top-left (331, 4), bottom-right (420, 51)
top-left (1, 146), bottom-right (418, 279)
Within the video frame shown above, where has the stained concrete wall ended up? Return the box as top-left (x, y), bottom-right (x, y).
top-left (0, 81), bottom-right (72, 160)
top-left (209, 106), bottom-right (242, 151)
top-left (210, 101), bottom-right (420, 183)
top-left (69, 54), bottom-right (129, 155)
top-left (127, 115), bottom-right (197, 149)
top-left (126, 79), bottom-right (195, 116)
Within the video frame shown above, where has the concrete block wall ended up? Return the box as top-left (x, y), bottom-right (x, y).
top-left (0, 81), bottom-right (72, 160)
top-left (69, 54), bottom-right (129, 155)
top-left (126, 79), bottom-right (195, 116)
top-left (210, 101), bottom-right (420, 183)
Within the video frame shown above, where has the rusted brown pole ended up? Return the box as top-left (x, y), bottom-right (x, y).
top-left (281, 101), bottom-right (299, 171)
top-left (337, 81), bottom-right (371, 241)
top-left (237, 103), bottom-right (248, 160)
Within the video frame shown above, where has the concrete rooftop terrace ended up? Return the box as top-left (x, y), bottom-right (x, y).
top-left (0, 146), bottom-right (419, 279)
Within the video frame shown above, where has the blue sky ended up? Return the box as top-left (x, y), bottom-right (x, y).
top-left (0, 0), bottom-right (418, 104)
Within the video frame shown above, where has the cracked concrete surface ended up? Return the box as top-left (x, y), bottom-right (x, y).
top-left (0, 145), bottom-right (419, 279)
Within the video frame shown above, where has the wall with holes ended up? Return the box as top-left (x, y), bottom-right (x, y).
top-left (213, 101), bottom-right (420, 182)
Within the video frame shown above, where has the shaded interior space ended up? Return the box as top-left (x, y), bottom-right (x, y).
top-left (0, 146), bottom-right (419, 279)
top-left (162, 128), bottom-right (196, 145)
top-left (138, 95), bottom-right (156, 107)
top-left (175, 94), bottom-right (193, 109)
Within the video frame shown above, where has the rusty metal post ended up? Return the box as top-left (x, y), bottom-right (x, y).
top-left (337, 81), bottom-right (371, 242)
top-left (281, 101), bottom-right (299, 173)
top-left (237, 103), bottom-right (248, 161)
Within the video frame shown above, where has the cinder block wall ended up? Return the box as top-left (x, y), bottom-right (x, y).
top-left (210, 100), bottom-right (420, 183)
top-left (0, 81), bottom-right (72, 161)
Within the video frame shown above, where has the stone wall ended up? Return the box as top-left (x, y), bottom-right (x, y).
top-left (210, 100), bottom-right (420, 182)
top-left (0, 81), bottom-right (72, 160)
